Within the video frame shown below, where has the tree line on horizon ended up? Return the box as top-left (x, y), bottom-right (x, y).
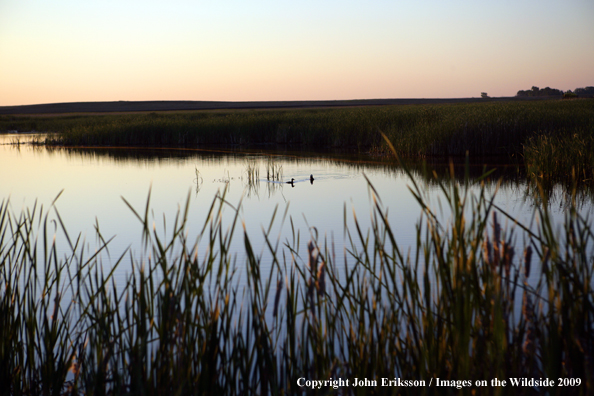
top-left (516, 85), bottom-right (594, 97)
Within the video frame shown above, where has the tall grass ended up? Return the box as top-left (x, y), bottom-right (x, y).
top-left (4, 99), bottom-right (594, 188)
top-left (1, 100), bottom-right (592, 155)
top-left (524, 127), bottom-right (594, 186)
top-left (1, 164), bottom-right (593, 394)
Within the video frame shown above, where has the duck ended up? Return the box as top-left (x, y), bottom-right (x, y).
top-left (286, 178), bottom-right (295, 185)
top-left (310, 174), bottom-right (314, 182)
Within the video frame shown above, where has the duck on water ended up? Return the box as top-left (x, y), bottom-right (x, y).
top-left (286, 175), bottom-right (314, 186)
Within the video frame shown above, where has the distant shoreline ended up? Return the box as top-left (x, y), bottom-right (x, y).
top-left (0, 97), bottom-right (559, 115)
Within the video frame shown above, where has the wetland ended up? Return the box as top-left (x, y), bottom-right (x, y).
top-left (1, 98), bottom-right (594, 394)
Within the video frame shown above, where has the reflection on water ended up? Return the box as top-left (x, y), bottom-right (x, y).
top-left (1, 133), bottom-right (593, 285)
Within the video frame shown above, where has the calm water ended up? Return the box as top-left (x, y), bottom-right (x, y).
top-left (1, 133), bottom-right (591, 285)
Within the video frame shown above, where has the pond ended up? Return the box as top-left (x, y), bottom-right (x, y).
top-left (1, 133), bottom-right (591, 287)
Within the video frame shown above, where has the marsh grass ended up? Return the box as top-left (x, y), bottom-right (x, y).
top-left (1, 154), bottom-right (593, 394)
top-left (524, 128), bottom-right (594, 186)
top-left (1, 100), bottom-right (591, 155)
top-left (3, 99), bottom-right (593, 188)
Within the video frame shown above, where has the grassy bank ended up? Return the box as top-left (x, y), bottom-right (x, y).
top-left (0, 99), bottom-right (591, 154)
top-left (2, 99), bottom-right (593, 184)
top-left (1, 164), bottom-right (592, 395)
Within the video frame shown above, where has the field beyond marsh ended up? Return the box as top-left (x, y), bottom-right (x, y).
top-left (2, 98), bottom-right (594, 184)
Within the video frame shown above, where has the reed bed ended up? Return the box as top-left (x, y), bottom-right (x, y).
top-left (1, 155), bottom-right (593, 394)
top-left (1, 100), bottom-right (591, 156)
top-left (524, 127), bottom-right (594, 186)
top-left (3, 99), bottom-right (593, 187)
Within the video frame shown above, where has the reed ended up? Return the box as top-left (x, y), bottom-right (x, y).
top-left (3, 99), bottom-right (593, 186)
top-left (524, 127), bottom-right (594, 186)
top-left (1, 100), bottom-right (591, 155)
top-left (0, 99), bottom-right (594, 186)
top-left (1, 160), bottom-right (593, 395)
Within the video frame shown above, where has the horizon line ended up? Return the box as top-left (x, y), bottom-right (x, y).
top-left (0, 96), bottom-right (563, 115)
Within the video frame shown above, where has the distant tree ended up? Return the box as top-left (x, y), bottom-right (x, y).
top-left (574, 86), bottom-right (594, 96)
top-left (516, 86), bottom-right (563, 97)
top-left (541, 86), bottom-right (563, 96)
top-left (481, 92), bottom-right (489, 98)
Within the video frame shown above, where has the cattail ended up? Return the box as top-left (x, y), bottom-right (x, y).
top-left (522, 293), bottom-right (536, 357)
top-left (483, 237), bottom-right (493, 268)
top-left (317, 261), bottom-right (326, 297)
top-left (69, 353), bottom-right (80, 376)
top-left (504, 244), bottom-right (514, 280)
top-left (493, 242), bottom-right (501, 268)
top-left (492, 212), bottom-right (500, 243)
top-left (492, 214), bottom-right (501, 266)
top-left (524, 245), bottom-right (533, 278)
top-left (308, 241), bottom-right (318, 275)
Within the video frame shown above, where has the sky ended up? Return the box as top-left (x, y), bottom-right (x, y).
top-left (1, 0), bottom-right (593, 106)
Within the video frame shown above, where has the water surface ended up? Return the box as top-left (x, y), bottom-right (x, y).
top-left (1, 134), bottom-right (591, 286)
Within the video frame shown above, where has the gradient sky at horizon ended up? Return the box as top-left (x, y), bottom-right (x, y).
top-left (1, 0), bottom-right (593, 106)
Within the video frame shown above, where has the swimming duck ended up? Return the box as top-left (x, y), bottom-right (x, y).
top-left (286, 178), bottom-right (295, 185)
top-left (310, 174), bottom-right (314, 182)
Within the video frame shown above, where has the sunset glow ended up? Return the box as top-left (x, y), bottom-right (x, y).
top-left (1, 0), bottom-right (593, 106)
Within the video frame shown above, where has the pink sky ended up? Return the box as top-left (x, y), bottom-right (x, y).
top-left (1, 0), bottom-right (593, 106)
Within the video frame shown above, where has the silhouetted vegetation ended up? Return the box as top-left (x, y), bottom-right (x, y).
top-left (1, 162), bottom-right (593, 394)
top-left (575, 86), bottom-right (594, 96)
top-left (517, 85), bottom-right (594, 98)
top-left (2, 99), bottom-right (594, 189)
top-left (516, 86), bottom-right (563, 97)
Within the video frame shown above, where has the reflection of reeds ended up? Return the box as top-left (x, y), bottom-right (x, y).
top-left (266, 158), bottom-right (283, 181)
top-left (245, 160), bottom-right (259, 184)
top-left (265, 180), bottom-right (284, 199)
top-left (245, 160), bottom-right (260, 198)
top-left (193, 166), bottom-right (203, 194)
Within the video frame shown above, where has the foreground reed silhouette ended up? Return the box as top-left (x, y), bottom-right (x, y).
top-left (1, 152), bottom-right (593, 395)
